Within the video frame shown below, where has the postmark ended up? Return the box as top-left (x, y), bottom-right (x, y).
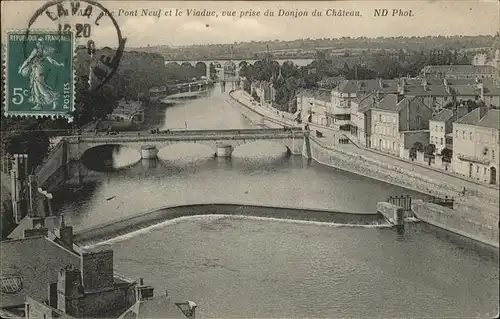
top-left (4, 30), bottom-right (75, 120)
top-left (25, 0), bottom-right (127, 92)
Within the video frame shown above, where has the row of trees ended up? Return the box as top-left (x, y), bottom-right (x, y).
top-left (135, 34), bottom-right (499, 60)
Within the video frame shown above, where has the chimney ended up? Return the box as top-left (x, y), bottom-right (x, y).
top-left (422, 78), bottom-right (428, 91)
top-left (479, 106), bottom-right (488, 119)
top-left (57, 265), bottom-right (84, 316)
top-left (59, 226), bottom-right (74, 249)
top-left (81, 250), bottom-right (114, 292)
top-left (398, 78), bottom-right (406, 95)
top-left (136, 279), bottom-right (154, 301)
top-left (477, 82), bottom-right (484, 100)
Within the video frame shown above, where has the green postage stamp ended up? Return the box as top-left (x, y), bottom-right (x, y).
top-left (4, 30), bottom-right (74, 120)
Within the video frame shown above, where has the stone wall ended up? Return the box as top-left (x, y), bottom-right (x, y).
top-left (73, 203), bottom-right (385, 247)
top-left (33, 141), bottom-right (68, 190)
top-left (411, 199), bottom-right (499, 248)
top-left (377, 202), bottom-right (404, 226)
top-left (79, 285), bottom-right (136, 318)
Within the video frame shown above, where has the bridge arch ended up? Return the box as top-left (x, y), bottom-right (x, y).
top-left (66, 129), bottom-right (307, 162)
top-left (80, 144), bottom-right (142, 172)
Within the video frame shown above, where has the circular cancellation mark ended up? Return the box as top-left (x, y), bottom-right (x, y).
top-left (25, 0), bottom-right (127, 92)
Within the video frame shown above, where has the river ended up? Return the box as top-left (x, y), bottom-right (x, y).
top-left (52, 83), bottom-right (499, 318)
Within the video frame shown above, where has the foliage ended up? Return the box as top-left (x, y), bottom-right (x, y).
top-left (132, 35), bottom-right (497, 61)
top-left (424, 144), bottom-right (436, 157)
top-left (441, 148), bottom-right (453, 162)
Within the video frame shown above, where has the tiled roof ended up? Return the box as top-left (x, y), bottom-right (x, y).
top-left (422, 65), bottom-right (498, 74)
top-left (119, 297), bottom-right (188, 319)
top-left (404, 83), bottom-right (451, 96)
top-left (431, 109), bottom-right (454, 122)
top-left (374, 94), bottom-right (400, 112)
top-left (335, 79), bottom-right (399, 94)
top-left (456, 108), bottom-right (499, 129)
top-left (0, 236), bottom-right (80, 308)
top-left (450, 85), bottom-right (479, 96)
top-left (335, 80), bottom-right (358, 94)
top-left (357, 92), bottom-right (386, 113)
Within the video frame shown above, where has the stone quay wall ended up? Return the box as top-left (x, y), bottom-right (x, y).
top-left (412, 200), bottom-right (499, 248)
top-left (73, 203), bottom-right (385, 247)
top-left (33, 140), bottom-right (68, 191)
top-left (228, 90), bottom-right (499, 246)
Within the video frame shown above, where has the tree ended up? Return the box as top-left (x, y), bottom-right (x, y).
top-left (441, 148), bottom-right (453, 162)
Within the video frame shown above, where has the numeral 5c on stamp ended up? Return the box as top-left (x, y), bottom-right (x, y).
top-left (4, 30), bottom-right (74, 120)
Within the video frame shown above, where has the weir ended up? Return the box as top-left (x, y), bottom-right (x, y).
top-left (73, 203), bottom-right (388, 247)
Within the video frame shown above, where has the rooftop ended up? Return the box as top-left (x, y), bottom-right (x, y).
top-left (430, 109), bottom-right (454, 122)
top-left (456, 108), bottom-right (500, 129)
top-left (0, 236), bottom-right (80, 308)
top-left (118, 297), bottom-right (190, 319)
top-left (422, 65), bottom-right (498, 74)
top-left (374, 94), bottom-right (400, 112)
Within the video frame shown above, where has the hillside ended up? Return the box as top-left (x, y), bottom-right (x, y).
top-left (129, 35), bottom-right (498, 60)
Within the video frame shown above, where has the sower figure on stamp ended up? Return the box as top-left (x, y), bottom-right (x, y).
top-left (17, 37), bottom-right (64, 110)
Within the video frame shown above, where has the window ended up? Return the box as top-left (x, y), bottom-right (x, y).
top-left (379, 114), bottom-right (382, 122)
top-left (392, 142), bottom-right (396, 150)
top-left (416, 116), bottom-right (421, 126)
top-left (469, 132), bottom-right (473, 141)
top-left (440, 126), bottom-right (443, 132)
top-left (484, 167), bottom-right (487, 175)
top-left (440, 138), bottom-right (443, 145)
top-left (455, 130), bottom-right (458, 138)
top-left (430, 136), bottom-right (434, 143)
top-left (493, 150), bottom-right (495, 160)
top-left (462, 131), bottom-right (466, 139)
top-left (435, 125), bottom-right (438, 131)
top-left (444, 96), bottom-right (448, 102)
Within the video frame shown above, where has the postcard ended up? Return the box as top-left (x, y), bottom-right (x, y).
top-left (1, 1), bottom-right (499, 318)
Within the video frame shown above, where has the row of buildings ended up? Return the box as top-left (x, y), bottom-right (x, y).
top-left (249, 62), bottom-right (499, 186)
top-left (296, 69), bottom-right (499, 185)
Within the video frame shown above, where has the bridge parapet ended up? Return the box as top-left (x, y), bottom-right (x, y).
top-left (65, 129), bottom-right (307, 161)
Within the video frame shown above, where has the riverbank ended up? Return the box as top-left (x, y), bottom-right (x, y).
top-left (228, 89), bottom-right (499, 247)
top-left (73, 203), bottom-right (387, 247)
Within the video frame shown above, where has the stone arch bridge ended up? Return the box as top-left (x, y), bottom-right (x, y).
top-left (164, 59), bottom-right (314, 80)
top-left (65, 129), bottom-right (309, 161)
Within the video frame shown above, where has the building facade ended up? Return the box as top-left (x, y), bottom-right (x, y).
top-left (452, 108), bottom-right (499, 185)
top-left (364, 94), bottom-right (433, 156)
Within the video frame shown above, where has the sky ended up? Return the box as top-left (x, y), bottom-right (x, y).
top-left (1, 0), bottom-right (499, 48)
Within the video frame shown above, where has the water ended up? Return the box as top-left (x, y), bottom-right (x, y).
top-left (91, 216), bottom-right (498, 318)
top-left (52, 84), bottom-right (499, 318)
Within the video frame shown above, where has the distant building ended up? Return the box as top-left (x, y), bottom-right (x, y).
top-left (472, 48), bottom-right (500, 70)
top-left (420, 64), bottom-right (499, 80)
top-left (349, 91), bottom-right (382, 147)
top-left (149, 86), bottom-right (167, 102)
top-left (429, 109), bottom-right (455, 155)
top-left (108, 100), bottom-right (144, 124)
top-left (296, 89), bottom-right (331, 126)
top-left (250, 81), bottom-right (275, 105)
top-left (452, 108), bottom-right (499, 185)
